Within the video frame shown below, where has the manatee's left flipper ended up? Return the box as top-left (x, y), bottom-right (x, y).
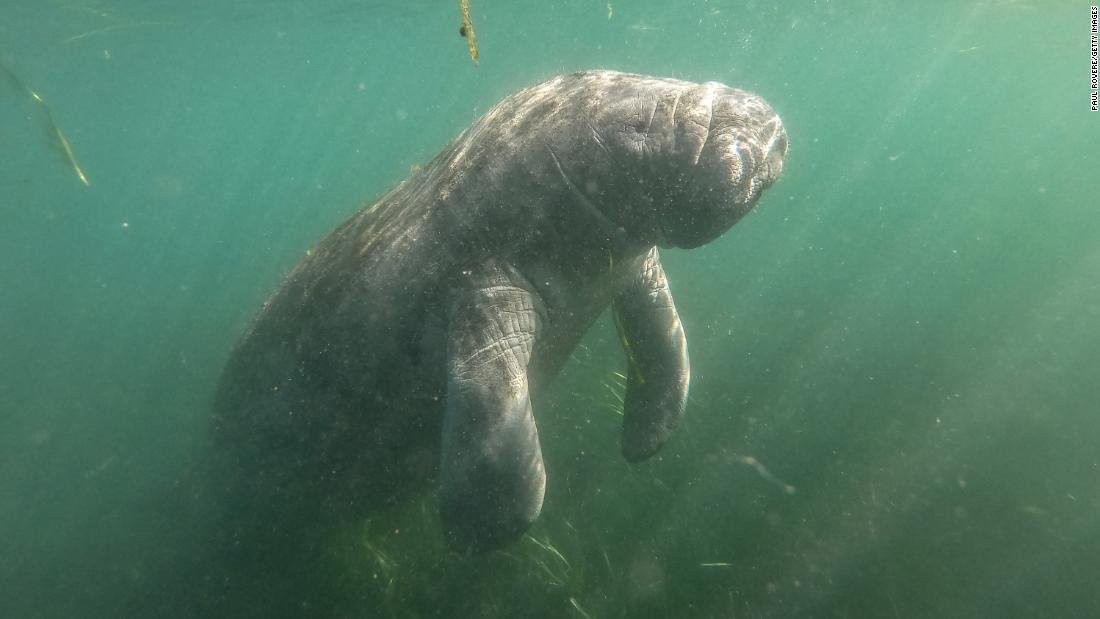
top-left (441, 259), bottom-right (547, 554)
top-left (613, 247), bottom-right (690, 462)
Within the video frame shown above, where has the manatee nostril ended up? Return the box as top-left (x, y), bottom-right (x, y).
top-left (765, 127), bottom-right (789, 181)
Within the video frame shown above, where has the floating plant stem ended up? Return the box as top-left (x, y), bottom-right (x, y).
top-left (570, 597), bottom-right (594, 619)
top-left (61, 21), bottom-right (172, 44)
top-left (524, 533), bottom-right (571, 571)
top-left (459, 0), bottom-right (479, 64)
top-left (1, 61), bottom-right (90, 186)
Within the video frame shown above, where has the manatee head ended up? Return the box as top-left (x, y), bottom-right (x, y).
top-left (583, 74), bottom-right (788, 249)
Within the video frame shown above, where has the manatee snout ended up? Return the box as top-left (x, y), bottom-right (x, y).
top-left (707, 88), bottom-right (788, 196)
top-left (659, 84), bottom-right (789, 248)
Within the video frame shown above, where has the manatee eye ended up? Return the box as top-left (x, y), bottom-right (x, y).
top-left (459, 24), bottom-right (467, 38)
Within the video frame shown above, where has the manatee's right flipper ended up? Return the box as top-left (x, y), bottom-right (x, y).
top-left (613, 247), bottom-right (690, 461)
top-left (441, 259), bottom-right (547, 554)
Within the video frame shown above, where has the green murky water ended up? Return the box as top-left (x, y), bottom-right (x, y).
top-left (2, 1), bottom-right (1096, 616)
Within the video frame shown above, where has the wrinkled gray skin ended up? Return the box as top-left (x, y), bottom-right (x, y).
top-left (212, 70), bottom-right (788, 556)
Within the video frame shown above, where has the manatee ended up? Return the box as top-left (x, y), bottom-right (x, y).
top-left (209, 70), bottom-right (788, 559)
